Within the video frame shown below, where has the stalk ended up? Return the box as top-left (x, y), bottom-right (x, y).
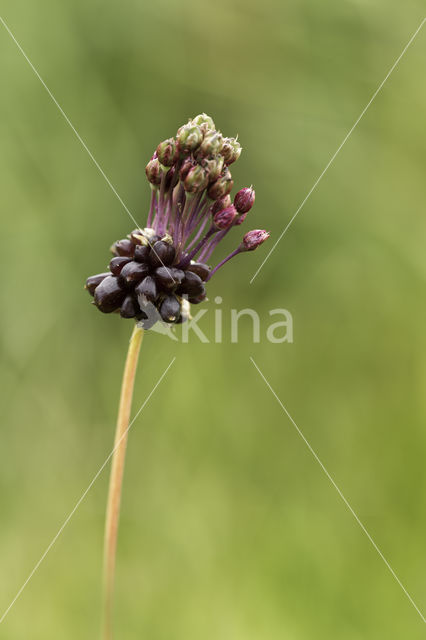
top-left (102, 324), bottom-right (144, 640)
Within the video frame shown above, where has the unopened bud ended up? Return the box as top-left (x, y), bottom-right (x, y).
top-left (242, 229), bottom-right (270, 251)
top-left (211, 194), bottom-right (232, 215)
top-left (200, 131), bottom-right (223, 156)
top-left (179, 157), bottom-right (195, 182)
top-left (156, 138), bottom-right (178, 166)
top-left (207, 169), bottom-right (234, 200)
top-left (145, 157), bottom-right (161, 185)
top-left (234, 187), bottom-right (255, 214)
top-left (192, 113), bottom-right (215, 130)
top-left (213, 205), bottom-right (237, 230)
top-left (164, 165), bottom-right (177, 191)
top-left (177, 124), bottom-right (203, 153)
top-left (201, 155), bottom-right (224, 182)
top-left (184, 165), bottom-right (208, 193)
top-left (221, 137), bottom-right (242, 165)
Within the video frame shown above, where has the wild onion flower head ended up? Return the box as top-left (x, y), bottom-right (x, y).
top-left (86, 114), bottom-right (269, 327)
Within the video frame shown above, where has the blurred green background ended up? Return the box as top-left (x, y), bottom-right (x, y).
top-left (1, 1), bottom-right (425, 638)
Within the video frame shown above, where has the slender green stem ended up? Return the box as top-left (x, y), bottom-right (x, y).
top-left (102, 324), bottom-right (144, 640)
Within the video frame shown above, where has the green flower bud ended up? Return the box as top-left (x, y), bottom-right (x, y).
top-left (207, 168), bottom-right (233, 200)
top-left (156, 138), bottom-right (178, 166)
top-left (192, 113), bottom-right (215, 130)
top-left (179, 157), bottom-right (195, 182)
top-left (221, 137), bottom-right (242, 165)
top-left (201, 155), bottom-right (224, 182)
top-left (177, 124), bottom-right (203, 153)
top-left (200, 131), bottom-right (223, 156)
top-left (145, 157), bottom-right (161, 185)
top-left (184, 164), bottom-right (208, 193)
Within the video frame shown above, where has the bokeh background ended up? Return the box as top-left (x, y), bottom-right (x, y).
top-left (1, 1), bottom-right (425, 638)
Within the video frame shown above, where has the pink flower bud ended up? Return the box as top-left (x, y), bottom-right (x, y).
top-left (234, 187), bottom-right (255, 214)
top-left (213, 205), bottom-right (238, 230)
top-left (242, 229), bottom-right (270, 251)
top-left (145, 158), bottom-right (161, 186)
top-left (156, 138), bottom-right (178, 166)
top-left (211, 194), bottom-right (232, 215)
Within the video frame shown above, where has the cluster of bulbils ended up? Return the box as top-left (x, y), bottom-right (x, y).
top-left (86, 114), bottom-right (269, 327)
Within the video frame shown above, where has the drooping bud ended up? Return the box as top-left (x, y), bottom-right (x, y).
top-left (211, 194), bottom-right (232, 215)
top-left (192, 113), bottom-right (215, 130)
top-left (221, 137), bottom-right (242, 165)
top-left (242, 229), bottom-right (270, 251)
top-left (156, 138), bottom-right (178, 166)
top-left (201, 155), bottom-right (224, 182)
top-left (184, 164), bottom-right (208, 193)
top-left (200, 131), bottom-right (223, 156)
top-left (145, 157), bottom-right (161, 185)
top-left (234, 187), bottom-right (255, 214)
top-left (177, 124), bottom-right (203, 153)
top-left (207, 169), bottom-right (234, 200)
top-left (213, 205), bottom-right (237, 230)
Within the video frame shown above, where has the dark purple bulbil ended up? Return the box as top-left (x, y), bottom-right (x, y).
top-left (86, 114), bottom-right (269, 327)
